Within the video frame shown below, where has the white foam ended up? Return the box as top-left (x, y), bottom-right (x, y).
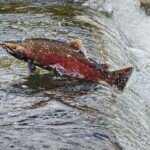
top-left (49, 63), bottom-right (84, 78)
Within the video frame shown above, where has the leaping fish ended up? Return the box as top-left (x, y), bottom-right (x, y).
top-left (0, 38), bottom-right (133, 91)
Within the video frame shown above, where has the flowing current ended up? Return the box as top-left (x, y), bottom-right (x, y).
top-left (0, 0), bottom-right (150, 149)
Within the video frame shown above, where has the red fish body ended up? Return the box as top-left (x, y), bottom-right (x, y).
top-left (0, 38), bottom-right (133, 91)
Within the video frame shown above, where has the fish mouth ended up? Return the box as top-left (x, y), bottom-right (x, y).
top-left (0, 43), bottom-right (27, 61)
top-left (0, 43), bottom-right (15, 55)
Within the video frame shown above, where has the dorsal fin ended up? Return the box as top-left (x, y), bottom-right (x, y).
top-left (68, 40), bottom-right (83, 51)
top-left (68, 39), bottom-right (89, 59)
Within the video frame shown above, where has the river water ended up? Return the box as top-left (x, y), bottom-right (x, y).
top-left (0, 0), bottom-right (149, 150)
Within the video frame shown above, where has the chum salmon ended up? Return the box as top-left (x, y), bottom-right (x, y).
top-left (0, 38), bottom-right (133, 91)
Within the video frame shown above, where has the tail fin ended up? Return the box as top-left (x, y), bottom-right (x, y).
top-left (111, 67), bottom-right (133, 91)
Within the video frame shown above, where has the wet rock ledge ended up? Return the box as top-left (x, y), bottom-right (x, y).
top-left (140, 0), bottom-right (150, 15)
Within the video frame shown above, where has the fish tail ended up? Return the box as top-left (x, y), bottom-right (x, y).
top-left (110, 67), bottom-right (133, 91)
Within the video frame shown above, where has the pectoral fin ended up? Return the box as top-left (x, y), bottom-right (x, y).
top-left (27, 60), bottom-right (36, 75)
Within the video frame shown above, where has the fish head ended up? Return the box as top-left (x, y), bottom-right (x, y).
top-left (1, 42), bottom-right (28, 61)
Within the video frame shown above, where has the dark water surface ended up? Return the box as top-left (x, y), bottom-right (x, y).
top-left (0, 0), bottom-right (150, 150)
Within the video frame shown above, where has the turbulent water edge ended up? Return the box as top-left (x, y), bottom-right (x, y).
top-left (0, 0), bottom-right (150, 150)
top-left (86, 0), bottom-right (150, 149)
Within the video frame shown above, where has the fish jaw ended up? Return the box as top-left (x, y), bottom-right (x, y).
top-left (1, 42), bottom-right (30, 61)
top-left (1, 42), bottom-right (37, 63)
top-left (0, 43), bottom-right (16, 56)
